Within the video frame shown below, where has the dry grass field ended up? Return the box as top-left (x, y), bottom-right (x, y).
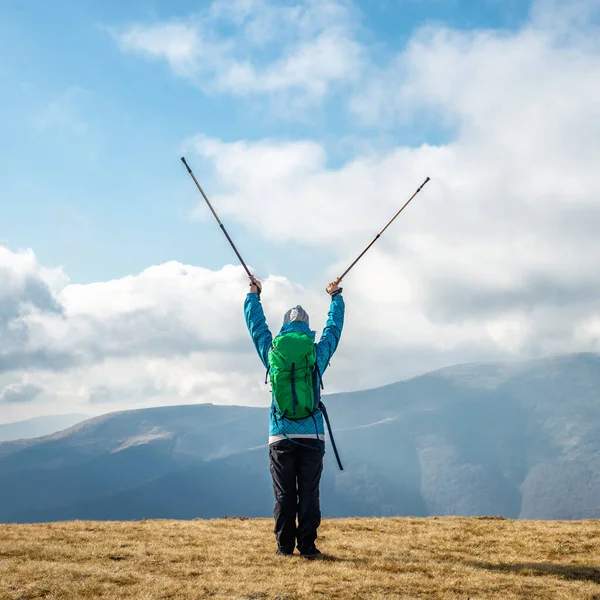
top-left (1, 517), bottom-right (599, 600)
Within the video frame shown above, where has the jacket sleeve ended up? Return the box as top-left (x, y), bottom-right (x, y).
top-left (244, 293), bottom-right (273, 369)
top-left (315, 294), bottom-right (345, 376)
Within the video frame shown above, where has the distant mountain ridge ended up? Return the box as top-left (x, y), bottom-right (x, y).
top-left (1, 352), bottom-right (599, 522)
top-left (0, 414), bottom-right (89, 443)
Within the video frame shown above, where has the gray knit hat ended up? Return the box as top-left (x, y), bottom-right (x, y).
top-left (282, 305), bottom-right (310, 327)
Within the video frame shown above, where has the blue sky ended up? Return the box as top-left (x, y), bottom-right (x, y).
top-left (4, 0), bottom-right (600, 422)
top-left (0, 0), bottom-right (532, 285)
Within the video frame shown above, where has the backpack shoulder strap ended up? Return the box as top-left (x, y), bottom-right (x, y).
top-left (290, 362), bottom-right (297, 415)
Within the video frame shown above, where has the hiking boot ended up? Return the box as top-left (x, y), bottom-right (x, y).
top-left (300, 547), bottom-right (322, 559)
top-left (276, 547), bottom-right (294, 556)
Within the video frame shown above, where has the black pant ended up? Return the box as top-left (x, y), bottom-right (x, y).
top-left (269, 438), bottom-right (324, 554)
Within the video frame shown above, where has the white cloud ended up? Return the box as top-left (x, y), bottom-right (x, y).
top-left (0, 383), bottom-right (43, 404)
top-left (111, 0), bottom-right (362, 106)
top-left (0, 241), bottom-right (503, 423)
top-left (117, 23), bottom-right (209, 79)
top-left (28, 262), bottom-right (258, 361)
top-left (0, 246), bottom-right (340, 421)
top-left (4, 0), bottom-right (600, 423)
top-left (187, 134), bottom-right (436, 247)
top-left (180, 0), bottom-right (600, 366)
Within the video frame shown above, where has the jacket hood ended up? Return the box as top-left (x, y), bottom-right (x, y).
top-left (277, 321), bottom-right (316, 340)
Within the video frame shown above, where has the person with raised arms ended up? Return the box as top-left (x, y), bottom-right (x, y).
top-left (244, 278), bottom-right (345, 559)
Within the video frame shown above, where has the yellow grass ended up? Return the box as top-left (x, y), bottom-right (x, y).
top-left (1, 517), bottom-right (599, 599)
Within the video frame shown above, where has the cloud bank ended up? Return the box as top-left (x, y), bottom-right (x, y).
top-left (3, 0), bottom-right (600, 422)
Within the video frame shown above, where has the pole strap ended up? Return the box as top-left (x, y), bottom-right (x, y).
top-left (320, 402), bottom-right (344, 471)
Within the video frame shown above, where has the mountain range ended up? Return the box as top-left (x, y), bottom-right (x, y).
top-left (0, 414), bottom-right (89, 443)
top-left (1, 352), bottom-right (599, 522)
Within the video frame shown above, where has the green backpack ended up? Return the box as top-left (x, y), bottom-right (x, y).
top-left (268, 332), bottom-right (317, 419)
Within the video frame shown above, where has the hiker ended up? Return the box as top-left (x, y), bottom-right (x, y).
top-left (244, 278), bottom-right (345, 558)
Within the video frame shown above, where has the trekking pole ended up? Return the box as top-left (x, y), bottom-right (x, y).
top-left (181, 156), bottom-right (255, 282)
top-left (335, 177), bottom-right (431, 284)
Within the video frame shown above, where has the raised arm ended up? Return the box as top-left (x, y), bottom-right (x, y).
top-left (243, 278), bottom-right (272, 369)
top-left (315, 281), bottom-right (345, 376)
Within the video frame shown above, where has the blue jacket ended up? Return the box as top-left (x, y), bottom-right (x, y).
top-left (244, 292), bottom-right (345, 444)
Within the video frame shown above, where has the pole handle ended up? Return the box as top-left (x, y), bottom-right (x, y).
top-left (418, 177), bottom-right (430, 192)
top-left (181, 156), bottom-right (192, 174)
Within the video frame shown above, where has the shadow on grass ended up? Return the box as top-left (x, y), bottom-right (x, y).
top-left (287, 554), bottom-right (369, 564)
top-left (471, 561), bottom-right (600, 584)
top-left (321, 554), bottom-right (370, 564)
